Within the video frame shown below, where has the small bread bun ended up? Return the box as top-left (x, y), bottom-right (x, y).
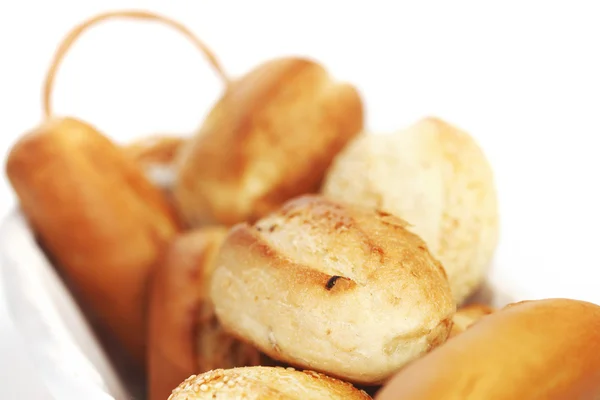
top-left (169, 367), bottom-right (372, 399)
top-left (322, 117), bottom-right (499, 304)
top-left (210, 195), bottom-right (455, 385)
top-left (376, 298), bottom-right (600, 400)
top-left (148, 227), bottom-right (261, 400)
top-left (123, 135), bottom-right (186, 168)
top-left (5, 117), bottom-right (180, 364)
top-left (174, 57), bottom-right (363, 227)
top-left (449, 303), bottom-right (495, 338)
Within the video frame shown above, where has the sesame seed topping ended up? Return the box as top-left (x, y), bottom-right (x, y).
top-left (200, 384), bottom-right (208, 392)
top-left (214, 381), bottom-right (224, 389)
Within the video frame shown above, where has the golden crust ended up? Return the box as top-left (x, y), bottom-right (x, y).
top-left (5, 117), bottom-right (180, 364)
top-left (123, 135), bottom-right (187, 167)
top-left (174, 57), bottom-right (363, 227)
top-left (169, 367), bottom-right (372, 400)
top-left (148, 227), bottom-right (262, 400)
top-left (376, 298), bottom-right (600, 400)
top-left (210, 195), bottom-right (455, 385)
top-left (322, 117), bottom-right (499, 304)
top-left (449, 303), bottom-right (495, 338)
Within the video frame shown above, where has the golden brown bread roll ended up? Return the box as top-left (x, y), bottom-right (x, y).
top-left (322, 117), bottom-right (499, 304)
top-left (148, 227), bottom-right (262, 400)
top-left (174, 57), bottom-right (364, 227)
top-left (169, 367), bottom-right (372, 399)
top-left (210, 195), bottom-right (455, 385)
top-left (449, 303), bottom-right (495, 338)
top-left (5, 117), bottom-right (181, 364)
top-left (123, 135), bottom-right (188, 212)
top-left (376, 298), bottom-right (600, 400)
top-left (123, 135), bottom-right (187, 168)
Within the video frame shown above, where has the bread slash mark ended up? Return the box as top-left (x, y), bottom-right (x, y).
top-left (326, 275), bottom-right (342, 290)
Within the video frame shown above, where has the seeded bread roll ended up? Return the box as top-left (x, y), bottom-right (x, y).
top-left (148, 227), bottom-right (262, 400)
top-left (449, 303), bottom-right (495, 338)
top-left (210, 195), bottom-right (455, 385)
top-left (322, 117), bottom-right (499, 304)
top-left (169, 367), bottom-right (372, 399)
top-left (174, 57), bottom-right (363, 227)
top-left (376, 298), bottom-right (600, 400)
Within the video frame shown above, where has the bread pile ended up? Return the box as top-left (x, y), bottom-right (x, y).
top-left (5, 9), bottom-right (600, 400)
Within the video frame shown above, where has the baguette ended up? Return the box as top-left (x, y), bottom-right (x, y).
top-left (5, 117), bottom-right (181, 364)
top-left (376, 298), bottom-right (600, 400)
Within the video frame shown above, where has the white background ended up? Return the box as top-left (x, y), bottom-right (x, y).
top-left (1, 1), bottom-right (600, 398)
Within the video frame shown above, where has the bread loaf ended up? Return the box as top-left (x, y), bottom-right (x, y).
top-left (174, 57), bottom-right (363, 227)
top-left (210, 195), bottom-right (455, 384)
top-left (123, 135), bottom-right (186, 168)
top-left (376, 298), bottom-right (600, 400)
top-left (5, 117), bottom-right (181, 364)
top-left (169, 367), bottom-right (372, 399)
top-left (322, 117), bottom-right (499, 304)
top-left (449, 303), bottom-right (495, 338)
top-left (148, 227), bottom-right (261, 400)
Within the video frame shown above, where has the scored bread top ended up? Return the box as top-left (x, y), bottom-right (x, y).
top-left (174, 57), bottom-right (363, 227)
top-left (210, 195), bottom-right (455, 384)
top-left (169, 366), bottom-right (372, 400)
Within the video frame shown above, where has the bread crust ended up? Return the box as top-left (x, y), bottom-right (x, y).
top-left (168, 366), bottom-right (372, 399)
top-left (148, 227), bottom-right (262, 400)
top-left (322, 117), bottom-right (499, 304)
top-left (210, 195), bottom-right (454, 384)
top-left (5, 117), bottom-right (181, 364)
top-left (376, 298), bottom-right (600, 400)
top-left (174, 57), bottom-right (363, 227)
top-left (123, 135), bottom-right (186, 167)
top-left (449, 303), bottom-right (495, 338)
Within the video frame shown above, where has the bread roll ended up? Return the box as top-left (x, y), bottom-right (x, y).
top-left (169, 367), bottom-right (372, 399)
top-left (5, 117), bottom-right (181, 364)
top-left (123, 135), bottom-right (186, 168)
top-left (148, 227), bottom-right (262, 400)
top-left (210, 195), bottom-right (455, 385)
top-left (174, 57), bottom-right (363, 227)
top-left (449, 303), bottom-right (495, 338)
top-left (322, 117), bottom-right (499, 304)
top-left (376, 298), bottom-right (600, 400)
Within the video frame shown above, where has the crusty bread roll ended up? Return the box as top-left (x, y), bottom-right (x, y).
top-left (210, 195), bottom-right (455, 385)
top-left (148, 227), bottom-right (262, 400)
top-left (322, 117), bottom-right (499, 304)
top-left (376, 298), bottom-right (600, 400)
top-left (174, 57), bottom-right (364, 227)
top-left (449, 303), bottom-right (495, 338)
top-left (123, 135), bottom-right (186, 168)
top-left (169, 367), bottom-right (372, 399)
top-left (5, 117), bottom-right (181, 364)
